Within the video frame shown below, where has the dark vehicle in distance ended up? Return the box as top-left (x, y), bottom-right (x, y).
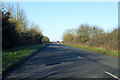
top-left (54, 41), bottom-right (60, 44)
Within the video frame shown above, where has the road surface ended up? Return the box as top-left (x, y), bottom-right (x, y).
top-left (3, 44), bottom-right (119, 79)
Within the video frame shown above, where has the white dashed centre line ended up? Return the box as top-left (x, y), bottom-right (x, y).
top-left (77, 56), bottom-right (82, 59)
top-left (68, 51), bottom-right (71, 52)
top-left (105, 71), bottom-right (120, 80)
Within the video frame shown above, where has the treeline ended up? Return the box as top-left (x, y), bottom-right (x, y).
top-left (62, 24), bottom-right (119, 51)
top-left (2, 4), bottom-right (50, 50)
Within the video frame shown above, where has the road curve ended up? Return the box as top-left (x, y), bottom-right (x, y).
top-left (4, 44), bottom-right (119, 78)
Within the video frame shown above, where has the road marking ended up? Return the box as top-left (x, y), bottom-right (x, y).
top-left (77, 56), bottom-right (82, 59)
top-left (68, 51), bottom-right (71, 52)
top-left (105, 71), bottom-right (120, 80)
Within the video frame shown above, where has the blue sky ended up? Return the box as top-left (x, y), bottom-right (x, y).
top-left (7, 2), bottom-right (118, 41)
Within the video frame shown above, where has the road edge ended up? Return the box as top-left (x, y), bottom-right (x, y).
top-left (2, 43), bottom-right (49, 79)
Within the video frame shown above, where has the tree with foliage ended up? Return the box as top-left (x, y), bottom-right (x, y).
top-left (2, 10), bottom-right (19, 49)
top-left (62, 29), bottom-right (75, 43)
top-left (2, 3), bottom-right (50, 50)
top-left (62, 24), bottom-right (118, 52)
top-left (42, 36), bottom-right (50, 43)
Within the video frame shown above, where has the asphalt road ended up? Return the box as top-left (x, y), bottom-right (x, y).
top-left (4, 44), bottom-right (119, 78)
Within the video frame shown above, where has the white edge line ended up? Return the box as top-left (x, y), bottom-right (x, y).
top-left (105, 71), bottom-right (119, 79)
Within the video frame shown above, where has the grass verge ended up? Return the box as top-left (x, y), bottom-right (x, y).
top-left (2, 43), bottom-right (48, 72)
top-left (63, 43), bottom-right (119, 57)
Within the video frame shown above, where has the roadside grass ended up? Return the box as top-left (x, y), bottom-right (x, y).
top-left (63, 44), bottom-right (119, 57)
top-left (2, 43), bottom-right (48, 72)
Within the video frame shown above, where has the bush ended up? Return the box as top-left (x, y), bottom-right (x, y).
top-left (62, 24), bottom-right (118, 52)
